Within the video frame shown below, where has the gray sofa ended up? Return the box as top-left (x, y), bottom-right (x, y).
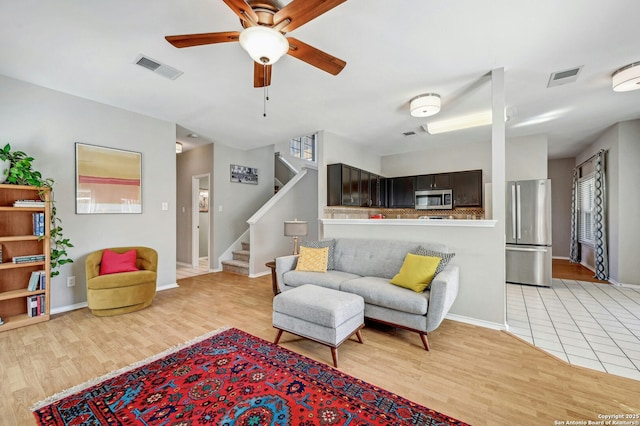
top-left (275, 238), bottom-right (459, 350)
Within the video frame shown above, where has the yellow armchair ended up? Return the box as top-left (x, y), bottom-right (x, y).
top-left (86, 246), bottom-right (158, 316)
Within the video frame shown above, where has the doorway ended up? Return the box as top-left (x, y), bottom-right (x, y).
top-left (191, 174), bottom-right (210, 269)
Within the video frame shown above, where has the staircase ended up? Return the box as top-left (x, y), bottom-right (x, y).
top-left (221, 241), bottom-right (250, 275)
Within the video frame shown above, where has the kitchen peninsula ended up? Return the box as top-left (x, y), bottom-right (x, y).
top-left (320, 214), bottom-right (505, 332)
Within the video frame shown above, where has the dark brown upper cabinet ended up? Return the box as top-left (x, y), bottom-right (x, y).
top-left (451, 170), bottom-right (483, 207)
top-left (416, 173), bottom-right (452, 190)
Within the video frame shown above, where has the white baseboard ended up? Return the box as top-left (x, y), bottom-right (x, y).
top-left (157, 283), bottom-right (179, 291)
top-left (51, 302), bottom-right (88, 315)
top-left (552, 256), bottom-right (570, 260)
top-left (176, 262), bottom-right (191, 268)
top-left (249, 271), bottom-right (270, 279)
top-left (445, 313), bottom-right (507, 331)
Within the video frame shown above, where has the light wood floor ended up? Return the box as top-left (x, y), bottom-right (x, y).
top-left (1, 272), bottom-right (638, 425)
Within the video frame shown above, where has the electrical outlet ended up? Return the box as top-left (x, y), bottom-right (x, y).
top-left (67, 276), bottom-right (76, 287)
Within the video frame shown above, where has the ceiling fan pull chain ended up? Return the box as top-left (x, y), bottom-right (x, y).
top-left (263, 62), bottom-right (268, 117)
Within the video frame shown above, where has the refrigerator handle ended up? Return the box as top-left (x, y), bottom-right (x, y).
top-left (516, 184), bottom-right (522, 239)
top-left (511, 184), bottom-right (517, 239)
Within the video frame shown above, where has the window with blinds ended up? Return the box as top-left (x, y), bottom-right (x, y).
top-left (578, 174), bottom-right (595, 245)
top-left (289, 134), bottom-right (316, 162)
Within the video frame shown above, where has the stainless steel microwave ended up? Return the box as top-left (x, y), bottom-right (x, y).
top-left (415, 189), bottom-right (453, 210)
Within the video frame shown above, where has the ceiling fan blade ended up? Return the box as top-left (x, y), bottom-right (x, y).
top-left (274, 0), bottom-right (347, 32)
top-left (222, 0), bottom-right (259, 26)
top-left (254, 62), bottom-right (272, 88)
top-left (286, 37), bottom-right (346, 76)
top-left (165, 31), bottom-right (240, 48)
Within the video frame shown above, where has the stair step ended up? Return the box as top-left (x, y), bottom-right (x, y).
top-left (232, 249), bottom-right (250, 262)
top-left (222, 259), bottom-right (249, 275)
top-left (241, 241), bottom-right (250, 251)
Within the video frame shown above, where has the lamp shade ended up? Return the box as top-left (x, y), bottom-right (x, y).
top-left (410, 94), bottom-right (441, 118)
top-left (284, 220), bottom-right (308, 237)
top-left (612, 62), bottom-right (640, 92)
top-left (239, 26), bottom-right (289, 65)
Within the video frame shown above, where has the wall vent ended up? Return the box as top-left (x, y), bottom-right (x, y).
top-left (402, 131), bottom-right (417, 136)
top-left (134, 54), bottom-right (183, 80)
top-left (548, 66), bottom-right (582, 88)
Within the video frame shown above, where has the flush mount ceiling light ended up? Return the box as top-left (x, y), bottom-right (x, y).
top-left (239, 26), bottom-right (289, 65)
top-left (423, 109), bottom-right (508, 135)
top-left (176, 142), bottom-right (183, 153)
top-left (410, 93), bottom-right (441, 117)
top-left (612, 62), bottom-right (640, 92)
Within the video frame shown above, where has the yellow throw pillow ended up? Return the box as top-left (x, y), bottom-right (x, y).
top-left (390, 253), bottom-right (441, 293)
top-left (295, 246), bottom-right (329, 272)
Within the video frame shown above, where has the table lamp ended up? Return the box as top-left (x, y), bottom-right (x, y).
top-left (284, 219), bottom-right (308, 255)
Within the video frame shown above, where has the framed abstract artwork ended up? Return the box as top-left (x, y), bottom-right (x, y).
top-left (75, 143), bottom-right (142, 214)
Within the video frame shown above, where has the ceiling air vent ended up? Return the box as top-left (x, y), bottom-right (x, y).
top-left (134, 54), bottom-right (183, 80)
top-left (547, 66), bottom-right (583, 88)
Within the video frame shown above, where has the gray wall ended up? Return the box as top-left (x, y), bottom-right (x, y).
top-left (573, 121), bottom-right (640, 284)
top-left (176, 144), bottom-right (213, 265)
top-left (548, 158), bottom-right (575, 258)
top-left (0, 75), bottom-right (177, 310)
top-left (212, 143), bottom-right (275, 269)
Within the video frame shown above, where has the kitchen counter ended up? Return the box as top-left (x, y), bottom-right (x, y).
top-left (321, 218), bottom-right (497, 228)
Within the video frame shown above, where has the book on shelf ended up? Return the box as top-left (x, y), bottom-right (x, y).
top-left (26, 295), bottom-right (46, 317)
top-left (27, 270), bottom-right (46, 291)
top-left (13, 199), bottom-right (46, 208)
top-left (12, 254), bottom-right (46, 263)
top-left (32, 212), bottom-right (45, 236)
top-left (27, 295), bottom-right (38, 317)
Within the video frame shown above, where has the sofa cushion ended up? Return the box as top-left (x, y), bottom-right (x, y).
top-left (390, 253), bottom-right (441, 293)
top-left (300, 239), bottom-right (336, 270)
top-left (414, 246), bottom-right (455, 277)
top-left (340, 276), bottom-right (429, 315)
top-left (99, 249), bottom-right (138, 275)
top-left (295, 246), bottom-right (329, 272)
top-left (283, 270), bottom-right (360, 290)
top-left (333, 239), bottom-right (425, 279)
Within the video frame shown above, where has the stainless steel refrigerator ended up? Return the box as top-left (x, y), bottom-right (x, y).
top-left (506, 179), bottom-right (552, 287)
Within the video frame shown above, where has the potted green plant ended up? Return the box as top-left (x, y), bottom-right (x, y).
top-left (1, 143), bottom-right (74, 276)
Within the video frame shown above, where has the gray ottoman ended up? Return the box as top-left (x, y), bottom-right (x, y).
top-left (273, 284), bottom-right (364, 367)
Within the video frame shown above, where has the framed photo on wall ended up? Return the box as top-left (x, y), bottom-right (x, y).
top-left (230, 164), bottom-right (258, 185)
top-left (75, 143), bottom-right (142, 214)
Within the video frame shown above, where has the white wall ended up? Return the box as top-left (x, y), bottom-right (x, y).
top-left (0, 75), bottom-right (176, 310)
top-left (212, 143), bottom-right (275, 269)
top-left (274, 139), bottom-right (318, 172)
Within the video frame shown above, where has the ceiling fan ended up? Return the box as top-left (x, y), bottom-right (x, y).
top-left (165, 0), bottom-right (347, 88)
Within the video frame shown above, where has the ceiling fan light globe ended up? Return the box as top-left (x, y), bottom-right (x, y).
top-left (410, 94), bottom-right (441, 117)
top-left (239, 26), bottom-right (289, 65)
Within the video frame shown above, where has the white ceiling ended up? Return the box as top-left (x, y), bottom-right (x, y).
top-left (2, 0), bottom-right (639, 158)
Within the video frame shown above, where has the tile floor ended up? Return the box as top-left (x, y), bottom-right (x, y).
top-left (507, 279), bottom-right (640, 381)
top-left (176, 258), bottom-right (210, 280)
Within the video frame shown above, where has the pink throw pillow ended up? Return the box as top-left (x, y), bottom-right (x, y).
top-left (99, 249), bottom-right (139, 275)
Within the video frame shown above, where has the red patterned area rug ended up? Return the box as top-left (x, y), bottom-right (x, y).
top-left (32, 327), bottom-right (468, 425)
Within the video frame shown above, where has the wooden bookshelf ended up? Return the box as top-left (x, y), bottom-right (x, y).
top-left (0, 184), bottom-right (51, 332)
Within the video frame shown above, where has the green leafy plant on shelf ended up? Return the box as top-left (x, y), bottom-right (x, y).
top-left (0, 143), bottom-right (74, 277)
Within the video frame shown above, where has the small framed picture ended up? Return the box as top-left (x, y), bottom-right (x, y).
top-left (230, 164), bottom-right (258, 185)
